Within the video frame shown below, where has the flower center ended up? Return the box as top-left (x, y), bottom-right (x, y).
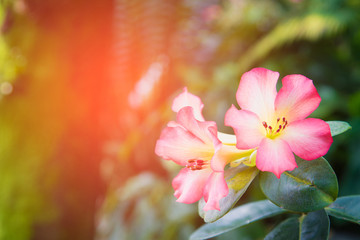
top-left (262, 117), bottom-right (288, 139)
top-left (186, 159), bottom-right (209, 171)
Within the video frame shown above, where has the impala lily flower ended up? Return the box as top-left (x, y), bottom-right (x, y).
top-left (225, 68), bottom-right (333, 178)
top-left (155, 88), bottom-right (253, 211)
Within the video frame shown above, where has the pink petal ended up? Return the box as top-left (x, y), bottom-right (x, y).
top-left (211, 144), bottom-right (235, 172)
top-left (167, 120), bottom-right (180, 128)
top-left (225, 105), bottom-right (265, 149)
top-left (155, 126), bottom-right (214, 166)
top-left (203, 172), bottom-right (229, 211)
top-left (172, 167), bottom-right (212, 204)
top-left (236, 68), bottom-right (279, 121)
top-left (275, 74), bottom-right (321, 122)
top-left (172, 87), bottom-right (205, 121)
top-left (257, 138), bottom-right (297, 178)
top-left (177, 107), bottom-right (220, 147)
top-left (282, 118), bottom-right (333, 160)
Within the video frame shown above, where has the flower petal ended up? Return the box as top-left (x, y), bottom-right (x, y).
top-left (172, 167), bottom-right (211, 204)
top-left (217, 132), bottom-right (237, 145)
top-left (155, 126), bottom-right (214, 166)
top-left (236, 68), bottom-right (279, 121)
top-left (275, 74), bottom-right (321, 122)
top-left (257, 138), bottom-right (297, 178)
top-left (177, 107), bottom-right (220, 147)
top-left (225, 105), bottom-right (265, 149)
top-left (166, 120), bottom-right (180, 128)
top-left (211, 144), bottom-right (254, 171)
top-left (203, 172), bottom-right (229, 211)
top-left (282, 118), bottom-right (333, 160)
top-left (172, 87), bottom-right (204, 121)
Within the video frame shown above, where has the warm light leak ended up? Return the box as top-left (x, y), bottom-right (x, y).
top-left (128, 57), bottom-right (168, 109)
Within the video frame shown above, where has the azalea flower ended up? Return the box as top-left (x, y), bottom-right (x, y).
top-left (225, 68), bottom-right (333, 178)
top-left (155, 88), bottom-right (253, 211)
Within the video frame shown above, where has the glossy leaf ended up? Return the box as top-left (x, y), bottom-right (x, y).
top-left (199, 165), bottom-right (259, 223)
top-left (264, 217), bottom-right (299, 240)
top-left (327, 121), bottom-right (351, 136)
top-left (190, 200), bottom-right (286, 240)
top-left (265, 210), bottom-right (329, 240)
top-left (325, 196), bottom-right (360, 224)
top-left (260, 157), bottom-right (338, 212)
top-left (300, 209), bottom-right (329, 240)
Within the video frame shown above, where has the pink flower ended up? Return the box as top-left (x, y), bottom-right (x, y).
top-left (155, 88), bottom-right (250, 211)
top-left (225, 68), bottom-right (333, 178)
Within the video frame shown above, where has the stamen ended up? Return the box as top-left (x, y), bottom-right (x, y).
top-left (263, 117), bottom-right (289, 137)
top-left (186, 159), bottom-right (208, 171)
top-left (196, 160), bottom-right (204, 166)
top-left (283, 120), bottom-right (288, 129)
top-left (268, 126), bottom-right (273, 134)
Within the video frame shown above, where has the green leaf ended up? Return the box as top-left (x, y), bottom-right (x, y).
top-left (264, 217), bottom-right (299, 240)
top-left (325, 195), bottom-right (360, 224)
top-left (199, 165), bottom-right (259, 223)
top-left (259, 157), bottom-right (338, 212)
top-left (300, 210), bottom-right (329, 240)
top-left (190, 200), bottom-right (286, 240)
top-left (265, 210), bottom-right (329, 240)
top-left (326, 121), bottom-right (351, 136)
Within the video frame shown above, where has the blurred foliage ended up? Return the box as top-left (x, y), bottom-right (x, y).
top-left (96, 173), bottom-right (197, 240)
top-left (0, 0), bottom-right (26, 95)
top-left (0, 1), bottom-right (60, 239)
top-left (0, 0), bottom-right (112, 239)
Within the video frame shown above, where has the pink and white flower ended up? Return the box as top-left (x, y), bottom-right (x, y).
top-left (225, 68), bottom-right (333, 178)
top-left (155, 88), bottom-right (252, 211)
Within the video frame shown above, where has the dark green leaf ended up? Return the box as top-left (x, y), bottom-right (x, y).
top-left (325, 196), bottom-right (360, 224)
top-left (265, 210), bottom-right (329, 240)
top-left (199, 165), bottom-right (258, 223)
top-left (300, 210), bottom-right (329, 240)
top-left (214, 221), bottom-right (267, 240)
top-left (326, 121), bottom-right (351, 136)
top-left (264, 217), bottom-right (299, 240)
top-left (190, 200), bottom-right (286, 240)
top-left (260, 157), bottom-right (338, 212)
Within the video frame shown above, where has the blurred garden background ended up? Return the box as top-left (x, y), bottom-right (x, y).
top-left (0, 0), bottom-right (359, 239)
